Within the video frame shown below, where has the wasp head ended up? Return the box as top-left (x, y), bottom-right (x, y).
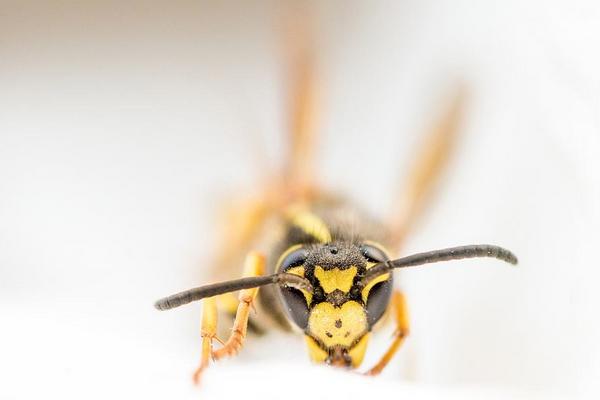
top-left (275, 241), bottom-right (393, 368)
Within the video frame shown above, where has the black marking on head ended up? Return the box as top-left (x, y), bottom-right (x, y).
top-left (326, 289), bottom-right (348, 307)
top-left (335, 319), bottom-right (342, 329)
top-left (295, 242), bottom-right (369, 309)
top-left (308, 286), bottom-right (325, 304)
top-left (305, 242), bottom-right (366, 272)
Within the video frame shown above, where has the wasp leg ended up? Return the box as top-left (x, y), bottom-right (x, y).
top-left (192, 296), bottom-right (218, 385)
top-left (212, 252), bottom-right (266, 360)
top-left (218, 291), bottom-right (265, 335)
top-left (388, 89), bottom-right (465, 250)
top-left (218, 292), bottom-right (240, 315)
top-left (364, 290), bottom-right (410, 376)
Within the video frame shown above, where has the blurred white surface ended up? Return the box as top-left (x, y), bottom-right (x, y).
top-left (1, 1), bottom-right (599, 399)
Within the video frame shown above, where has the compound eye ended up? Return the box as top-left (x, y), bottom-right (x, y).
top-left (361, 243), bottom-right (392, 327)
top-left (280, 247), bottom-right (309, 271)
top-left (360, 243), bottom-right (389, 264)
top-left (365, 279), bottom-right (393, 327)
top-left (277, 247), bottom-right (310, 329)
top-left (280, 287), bottom-right (310, 329)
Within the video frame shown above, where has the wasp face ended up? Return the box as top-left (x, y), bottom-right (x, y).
top-left (276, 241), bottom-right (393, 368)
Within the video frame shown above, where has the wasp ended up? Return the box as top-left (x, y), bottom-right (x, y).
top-left (153, 22), bottom-right (517, 383)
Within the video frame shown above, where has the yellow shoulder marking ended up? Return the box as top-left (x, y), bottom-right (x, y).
top-left (314, 266), bottom-right (357, 294)
top-left (286, 207), bottom-right (332, 243)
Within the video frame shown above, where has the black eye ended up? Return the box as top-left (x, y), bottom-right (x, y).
top-left (279, 287), bottom-right (310, 329)
top-left (360, 243), bottom-right (389, 263)
top-left (365, 280), bottom-right (392, 327)
top-left (280, 248), bottom-right (309, 271)
top-left (277, 247), bottom-right (310, 329)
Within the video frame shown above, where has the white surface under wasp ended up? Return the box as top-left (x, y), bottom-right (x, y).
top-left (0, 301), bottom-right (570, 400)
top-left (1, 0), bottom-right (599, 399)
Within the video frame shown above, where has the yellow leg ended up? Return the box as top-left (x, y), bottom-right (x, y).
top-left (192, 296), bottom-right (218, 384)
top-left (388, 89), bottom-right (465, 250)
top-left (364, 291), bottom-right (410, 376)
top-left (218, 291), bottom-right (265, 335)
top-left (218, 292), bottom-right (241, 316)
top-left (212, 252), bottom-right (266, 360)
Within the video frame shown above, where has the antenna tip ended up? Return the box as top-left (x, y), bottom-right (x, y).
top-left (154, 299), bottom-right (167, 311)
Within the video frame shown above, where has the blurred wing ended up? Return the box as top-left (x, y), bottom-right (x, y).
top-left (388, 88), bottom-right (466, 251)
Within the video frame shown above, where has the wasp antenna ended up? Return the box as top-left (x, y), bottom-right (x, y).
top-left (361, 244), bottom-right (517, 288)
top-left (154, 275), bottom-right (278, 311)
top-left (276, 272), bottom-right (314, 293)
top-left (391, 244), bottom-right (517, 268)
top-left (154, 273), bottom-right (313, 311)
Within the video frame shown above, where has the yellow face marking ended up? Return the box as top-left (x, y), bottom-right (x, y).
top-left (307, 301), bottom-right (368, 348)
top-left (305, 336), bottom-right (328, 364)
top-left (347, 333), bottom-right (370, 367)
top-left (288, 209), bottom-right (332, 243)
top-left (286, 266), bottom-right (304, 277)
top-left (285, 266), bottom-right (313, 304)
top-left (314, 266), bottom-right (357, 294)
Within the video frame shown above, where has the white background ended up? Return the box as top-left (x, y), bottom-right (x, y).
top-left (1, 1), bottom-right (599, 399)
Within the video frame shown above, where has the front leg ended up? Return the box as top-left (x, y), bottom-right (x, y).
top-left (192, 296), bottom-right (218, 384)
top-left (212, 252), bottom-right (266, 359)
top-left (191, 252), bottom-right (265, 384)
top-left (364, 290), bottom-right (410, 376)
